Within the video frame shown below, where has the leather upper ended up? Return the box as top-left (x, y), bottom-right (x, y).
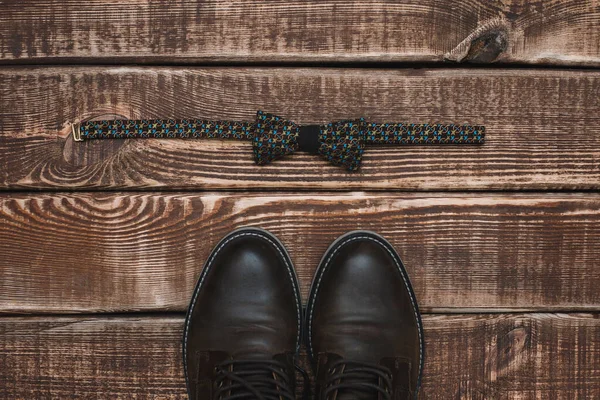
top-left (307, 231), bottom-right (423, 399)
top-left (183, 228), bottom-right (302, 400)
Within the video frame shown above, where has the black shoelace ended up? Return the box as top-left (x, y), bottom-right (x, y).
top-left (214, 359), bottom-right (309, 400)
top-left (324, 360), bottom-right (394, 400)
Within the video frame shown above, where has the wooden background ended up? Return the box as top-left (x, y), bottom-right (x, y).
top-left (1, 1), bottom-right (599, 399)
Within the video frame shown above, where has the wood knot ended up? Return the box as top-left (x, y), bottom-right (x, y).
top-left (465, 30), bottom-right (508, 63)
top-left (485, 326), bottom-right (530, 379)
top-left (445, 19), bottom-right (509, 64)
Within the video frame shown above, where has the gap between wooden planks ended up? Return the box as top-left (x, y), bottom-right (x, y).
top-left (1, 192), bottom-right (599, 314)
top-left (1, 314), bottom-right (599, 399)
top-left (1, 0), bottom-right (599, 66)
top-left (1, 67), bottom-right (600, 191)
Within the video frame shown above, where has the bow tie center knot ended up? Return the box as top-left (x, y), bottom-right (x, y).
top-left (298, 125), bottom-right (322, 154)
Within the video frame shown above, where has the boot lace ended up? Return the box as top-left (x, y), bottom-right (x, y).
top-left (324, 360), bottom-right (393, 400)
top-left (214, 359), bottom-right (309, 400)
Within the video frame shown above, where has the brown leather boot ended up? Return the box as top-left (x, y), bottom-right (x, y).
top-left (183, 227), bottom-right (303, 400)
top-left (306, 231), bottom-right (424, 400)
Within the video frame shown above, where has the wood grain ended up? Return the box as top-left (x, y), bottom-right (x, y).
top-left (0, 1), bottom-right (599, 66)
top-left (1, 192), bottom-right (599, 313)
top-left (1, 67), bottom-right (600, 190)
top-left (1, 314), bottom-right (599, 399)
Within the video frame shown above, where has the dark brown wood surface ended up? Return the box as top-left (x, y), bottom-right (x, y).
top-left (1, 314), bottom-right (599, 399)
top-left (2, 67), bottom-right (600, 190)
top-left (1, 1), bottom-right (599, 66)
top-left (1, 1), bottom-right (599, 397)
top-left (1, 192), bottom-right (599, 314)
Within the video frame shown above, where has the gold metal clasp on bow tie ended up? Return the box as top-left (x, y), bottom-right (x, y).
top-left (71, 122), bottom-right (82, 141)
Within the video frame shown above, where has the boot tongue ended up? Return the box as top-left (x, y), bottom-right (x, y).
top-left (222, 354), bottom-right (290, 399)
top-left (329, 363), bottom-right (382, 400)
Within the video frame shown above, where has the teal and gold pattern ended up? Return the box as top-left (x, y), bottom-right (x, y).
top-left (253, 111), bottom-right (300, 166)
top-left (366, 122), bottom-right (484, 145)
top-left (79, 119), bottom-right (254, 140)
top-left (319, 119), bottom-right (366, 171)
top-left (75, 111), bottom-right (485, 171)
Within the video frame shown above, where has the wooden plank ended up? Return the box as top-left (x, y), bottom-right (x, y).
top-left (1, 192), bottom-right (599, 314)
top-left (1, 314), bottom-right (599, 398)
top-left (1, 67), bottom-right (600, 190)
top-left (1, 1), bottom-right (599, 66)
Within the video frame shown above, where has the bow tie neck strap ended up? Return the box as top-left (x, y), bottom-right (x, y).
top-left (76, 119), bottom-right (256, 141)
top-left (72, 111), bottom-right (485, 172)
top-left (365, 122), bottom-right (485, 145)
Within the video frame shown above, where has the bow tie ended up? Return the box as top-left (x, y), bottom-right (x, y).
top-left (72, 110), bottom-right (485, 171)
top-left (254, 111), bottom-right (366, 171)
